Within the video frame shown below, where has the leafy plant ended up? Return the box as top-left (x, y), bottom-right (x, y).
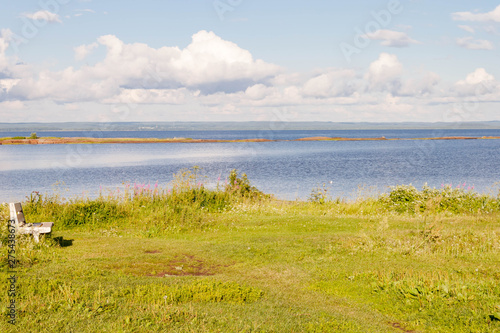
top-left (309, 183), bottom-right (330, 204)
top-left (225, 169), bottom-right (266, 198)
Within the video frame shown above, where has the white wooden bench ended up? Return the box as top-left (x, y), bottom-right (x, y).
top-left (9, 202), bottom-right (54, 242)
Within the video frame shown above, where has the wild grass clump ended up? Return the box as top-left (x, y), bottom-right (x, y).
top-left (21, 191), bottom-right (126, 228)
top-left (163, 279), bottom-right (264, 304)
top-left (379, 183), bottom-right (500, 214)
top-left (309, 183), bottom-right (330, 204)
top-left (166, 166), bottom-right (231, 213)
top-left (60, 200), bottom-right (126, 228)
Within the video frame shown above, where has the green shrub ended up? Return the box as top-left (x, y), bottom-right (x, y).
top-left (379, 184), bottom-right (500, 214)
top-left (225, 169), bottom-right (267, 199)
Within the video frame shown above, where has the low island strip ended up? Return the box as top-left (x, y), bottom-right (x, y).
top-left (0, 136), bottom-right (499, 145)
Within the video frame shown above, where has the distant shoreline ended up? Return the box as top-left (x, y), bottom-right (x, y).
top-left (1, 136), bottom-right (500, 145)
top-left (1, 121), bottom-right (500, 132)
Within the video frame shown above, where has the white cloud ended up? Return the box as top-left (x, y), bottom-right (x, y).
top-left (458, 68), bottom-right (494, 85)
top-left (0, 29), bottom-right (28, 82)
top-left (365, 53), bottom-right (403, 93)
top-left (456, 36), bottom-right (494, 50)
top-left (0, 79), bottom-right (20, 92)
top-left (399, 72), bottom-right (440, 97)
top-left (0, 100), bottom-right (25, 109)
top-left (0, 29), bottom-right (12, 72)
top-left (22, 10), bottom-right (62, 23)
top-left (362, 29), bottom-right (419, 47)
top-left (302, 69), bottom-right (357, 98)
top-left (454, 68), bottom-right (498, 96)
top-left (93, 30), bottom-right (281, 93)
top-left (74, 9), bottom-right (95, 17)
top-left (458, 25), bottom-right (475, 33)
top-left (244, 84), bottom-right (274, 100)
top-left (452, 5), bottom-right (500, 22)
top-left (74, 42), bottom-right (99, 61)
top-left (102, 88), bottom-right (192, 104)
top-left (2, 29), bottom-right (500, 122)
top-left (7, 30), bottom-right (282, 103)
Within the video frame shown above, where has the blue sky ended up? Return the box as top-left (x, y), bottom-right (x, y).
top-left (0, 0), bottom-right (500, 122)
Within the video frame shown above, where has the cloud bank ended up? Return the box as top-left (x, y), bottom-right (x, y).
top-left (1, 29), bottom-right (499, 122)
top-left (452, 5), bottom-right (500, 22)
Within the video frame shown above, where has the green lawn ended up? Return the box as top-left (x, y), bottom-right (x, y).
top-left (1, 172), bottom-right (500, 332)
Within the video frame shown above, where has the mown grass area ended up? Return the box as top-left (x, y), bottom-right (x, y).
top-left (1, 168), bottom-right (500, 332)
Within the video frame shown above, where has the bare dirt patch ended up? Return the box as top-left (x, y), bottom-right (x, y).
top-left (108, 253), bottom-right (231, 277)
top-left (147, 254), bottom-right (225, 277)
top-left (390, 322), bottom-right (416, 333)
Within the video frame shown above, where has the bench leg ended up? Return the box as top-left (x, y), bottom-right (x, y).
top-left (33, 231), bottom-right (40, 243)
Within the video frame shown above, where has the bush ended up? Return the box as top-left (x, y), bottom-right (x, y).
top-left (379, 184), bottom-right (500, 214)
top-left (225, 169), bottom-right (266, 199)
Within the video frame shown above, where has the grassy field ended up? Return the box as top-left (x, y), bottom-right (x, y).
top-left (1, 169), bottom-right (500, 332)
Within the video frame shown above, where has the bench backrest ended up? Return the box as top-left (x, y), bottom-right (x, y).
top-left (9, 202), bottom-right (26, 228)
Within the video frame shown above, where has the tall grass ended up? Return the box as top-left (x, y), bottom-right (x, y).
top-left (5, 170), bottom-right (500, 235)
top-left (9, 167), bottom-right (269, 233)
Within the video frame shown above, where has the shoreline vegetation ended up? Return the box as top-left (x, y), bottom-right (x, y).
top-left (1, 135), bottom-right (500, 145)
top-left (1, 167), bottom-right (500, 332)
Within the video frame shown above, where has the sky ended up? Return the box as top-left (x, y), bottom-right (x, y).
top-left (0, 0), bottom-right (500, 123)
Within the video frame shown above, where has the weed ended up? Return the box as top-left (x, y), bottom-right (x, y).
top-left (309, 183), bottom-right (330, 204)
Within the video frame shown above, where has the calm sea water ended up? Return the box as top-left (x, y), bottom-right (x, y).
top-left (1, 129), bottom-right (499, 202)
